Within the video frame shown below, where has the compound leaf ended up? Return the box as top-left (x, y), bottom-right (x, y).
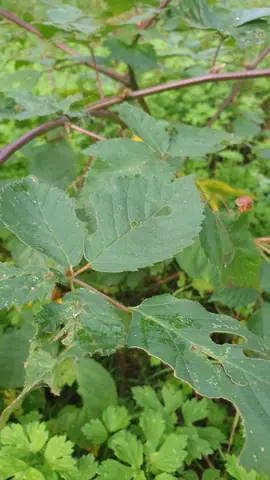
top-left (84, 171), bottom-right (203, 272)
top-left (0, 177), bottom-right (85, 267)
top-left (97, 459), bottom-right (133, 480)
top-left (127, 294), bottom-right (270, 473)
top-left (109, 430), bottom-right (143, 469)
top-left (150, 434), bottom-right (187, 473)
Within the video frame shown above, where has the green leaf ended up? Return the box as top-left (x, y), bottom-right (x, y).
top-left (118, 104), bottom-right (169, 155)
top-left (103, 0), bottom-right (134, 14)
top-left (26, 421), bottom-right (48, 453)
top-left (97, 460), bottom-right (133, 480)
top-left (140, 411), bottom-right (165, 453)
top-left (102, 405), bottom-right (130, 432)
top-left (58, 289), bottom-right (129, 355)
top-left (150, 433), bottom-right (187, 473)
top-left (0, 178), bottom-right (85, 267)
top-left (76, 357), bottom-right (117, 418)
top-left (132, 385), bottom-right (163, 411)
top-left (197, 426), bottom-right (226, 451)
top-left (161, 383), bottom-right (184, 414)
top-left (155, 475), bottom-right (177, 480)
top-left (168, 124), bottom-right (242, 157)
top-left (176, 426), bottom-right (212, 462)
top-left (199, 206), bottom-right (234, 267)
top-left (0, 423), bottom-right (30, 452)
top-left (0, 263), bottom-right (54, 310)
top-left (249, 302), bottom-right (270, 340)
top-left (182, 398), bottom-right (208, 425)
top-left (176, 0), bottom-right (270, 46)
top-left (210, 288), bottom-right (259, 308)
top-left (109, 430), bottom-right (143, 469)
top-left (78, 454), bottom-right (98, 480)
top-left (29, 139), bottom-right (77, 190)
top-left (2, 91), bottom-right (82, 120)
top-left (0, 70), bottom-right (41, 92)
top-left (219, 215), bottom-right (261, 289)
top-left (105, 38), bottom-right (158, 72)
top-left (202, 470), bottom-right (221, 480)
top-left (233, 114), bottom-right (261, 137)
top-left (0, 349), bottom-right (54, 429)
top-left (82, 419), bottom-right (108, 445)
top-left (0, 323), bottom-right (34, 388)
top-left (226, 454), bottom-right (258, 480)
top-left (84, 171), bottom-right (203, 272)
top-left (44, 435), bottom-right (77, 475)
top-left (260, 262), bottom-right (270, 293)
top-left (232, 8), bottom-right (270, 26)
top-left (175, 236), bottom-right (217, 288)
top-left (83, 139), bottom-right (160, 171)
top-left (127, 294), bottom-right (270, 473)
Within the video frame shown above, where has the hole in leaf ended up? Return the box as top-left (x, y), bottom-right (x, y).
top-left (154, 206), bottom-right (172, 217)
top-left (210, 332), bottom-right (247, 345)
top-left (243, 349), bottom-right (267, 359)
top-left (130, 220), bottom-right (138, 228)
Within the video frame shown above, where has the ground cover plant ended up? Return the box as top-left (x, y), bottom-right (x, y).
top-left (0, 0), bottom-right (270, 478)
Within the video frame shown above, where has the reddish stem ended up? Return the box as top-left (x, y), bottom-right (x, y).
top-left (73, 278), bottom-right (131, 313)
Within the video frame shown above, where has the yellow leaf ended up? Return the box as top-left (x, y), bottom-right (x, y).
top-left (131, 134), bottom-right (143, 143)
top-left (26, 301), bottom-right (33, 308)
top-left (196, 179), bottom-right (253, 211)
top-left (56, 298), bottom-right (63, 304)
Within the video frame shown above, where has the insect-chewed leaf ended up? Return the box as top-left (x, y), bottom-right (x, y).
top-left (40, 288), bottom-right (130, 356)
top-left (0, 177), bottom-right (85, 267)
top-left (127, 294), bottom-right (270, 473)
top-left (0, 263), bottom-right (54, 310)
top-left (83, 171), bottom-right (204, 272)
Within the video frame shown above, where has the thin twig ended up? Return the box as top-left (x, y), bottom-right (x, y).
top-left (68, 123), bottom-right (106, 141)
top-left (73, 278), bottom-right (131, 313)
top-left (210, 36), bottom-right (226, 72)
top-left (90, 45), bottom-right (104, 100)
top-left (207, 45), bottom-right (270, 127)
top-left (1, 67), bottom-right (270, 165)
top-left (137, 0), bottom-right (171, 30)
top-left (74, 263), bottom-right (91, 277)
top-left (227, 410), bottom-right (240, 452)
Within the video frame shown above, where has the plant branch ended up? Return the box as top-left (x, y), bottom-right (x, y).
top-left (210, 35), bottom-right (226, 72)
top-left (68, 123), bottom-right (106, 141)
top-left (73, 278), bottom-right (131, 313)
top-left (128, 66), bottom-right (150, 113)
top-left (227, 410), bottom-right (240, 452)
top-left (1, 68), bottom-right (270, 164)
top-left (207, 45), bottom-right (270, 127)
top-left (85, 68), bottom-right (270, 112)
top-left (0, 8), bottom-right (43, 38)
top-left (0, 117), bottom-right (68, 165)
top-left (137, 0), bottom-right (171, 31)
